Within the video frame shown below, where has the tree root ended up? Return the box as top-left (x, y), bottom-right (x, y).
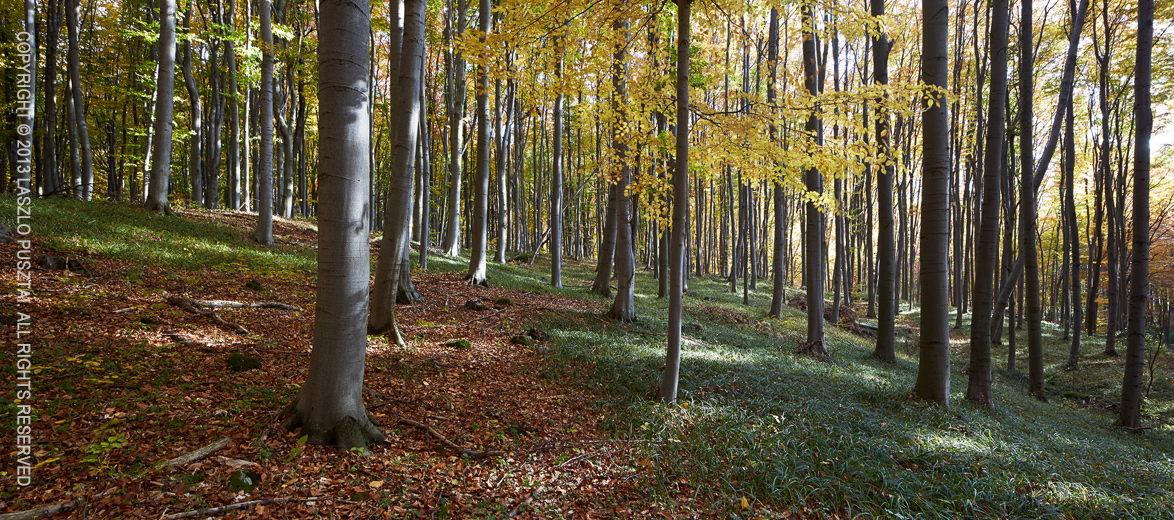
top-left (161, 436), bottom-right (233, 469)
top-left (165, 294), bottom-right (250, 334)
top-left (794, 339), bottom-right (830, 360)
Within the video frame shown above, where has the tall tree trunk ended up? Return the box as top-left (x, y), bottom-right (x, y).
top-left (42, 0), bottom-right (62, 197)
top-left (1118, 0), bottom-right (1151, 428)
top-left (287, 0), bottom-right (383, 451)
top-left (873, 0), bottom-right (896, 362)
top-left (441, 0), bottom-right (467, 257)
top-left (19, 0), bottom-right (36, 188)
top-left (494, 78), bottom-right (512, 263)
top-left (369, 0), bottom-right (426, 337)
top-left (466, 0), bottom-right (492, 286)
top-left (608, 14), bottom-right (635, 323)
top-left (913, 0), bottom-right (951, 405)
top-left (182, 9), bottom-right (203, 206)
top-left (768, 7), bottom-right (785, 318)
top-left (145, 0), bottom-right (177, 214)
top-left (550, 26), bottom-right (565, 288)
top-left (226, 0), bottom-right (240, 211)
top-left (1021, 0), bottom-right (1045, 400)
top-left (254, 0), bottom-right (275, 243)
top-left (1065, 100), bottom-right (1082, 368)
top-left (801, 0), bottom-right (827, 356)
top-left (965, 0), bottom-right (1008, 408)
top-left (66, 0), bottom-right (92, 200)
top-left (660, 0), bottom-right (690, 403)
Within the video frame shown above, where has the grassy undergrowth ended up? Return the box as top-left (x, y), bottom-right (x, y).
top-left (10, 198), bottom-right (1174, 518)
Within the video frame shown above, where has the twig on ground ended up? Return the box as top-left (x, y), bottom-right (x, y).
top-left (462, 307), bottom-right (509, 326)
top-left (507, 485), bottom-right (546, 518)
top-left (193, 299), bottom-right (301, 311)
top-left (163, 497), bottom-right (325, 519)
top-left (393, 413), bottom-right (505, 459)
top-left (112, 307), bottom-right (137, 314)
top-left (0, 500), bottom-right (82, 520)
top-left (162, 436), bottom-right (233, 469)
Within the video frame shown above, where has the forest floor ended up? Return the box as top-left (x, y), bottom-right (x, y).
top-left (1, 197), bottom-right (1173, 519)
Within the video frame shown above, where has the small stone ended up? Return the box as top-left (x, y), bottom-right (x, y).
top-left (228, 468), bottom-right (262, 493)
top-left (522, 328), bottom-right (550, 341)
top-left (463, 299), bottom-right (489, 311)
top-left (226, 353), bottom-right (262, 372)
top-left (245, 279), bottom-right (264, 291)
top-left (444, 338), bottom-right (473, 349)
top-left (494, 297), bottom-right (514, 307)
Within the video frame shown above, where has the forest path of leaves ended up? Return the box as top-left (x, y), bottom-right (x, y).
top-left (0, 209), bottom-right (701, 519)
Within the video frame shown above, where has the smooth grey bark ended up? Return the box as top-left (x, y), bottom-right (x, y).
top-left (145, 0), bottom-right (177, 214)
top-left (369, 0), bottom-right (425, 339)
top-left (872, 0), bottom-right (896, 363)
top-left (965, 0), bottom-right (1009, 408)
top-left (1118, 0), bottom-right (1151, 429)
top-left (254, 0), bottom-right (274, 244)
top-left (42, 0), bottom-right (62, 197)
top-left (226, 0), bottom-right (240, 211)
top-left (1021, 0), bottom-right (1045, 402)
top-left (66, 0), bottom-right (92, 200)
top-left (494, 78), bottom-right (512, 263)
top-left (913, 0), bottom-right (951, 406)
top-left (287, 0), bottom-right (383, 451)
top-left (466, 0), bottom-right (491, 286)
top-left (607, 15), bottom-right (635, 323)
top-left (801, 1), bottom-right (826, 357)
top-left (1065, 101), bottom-right (1083, 368)
top-left (182, 9), bottom-right (203, 205)
top-left (19, 0), bottom-right (35, 186)
top-left (550, 27), bottom-right (565, 288)
top-left (659, 0), bottom-right (689, 403)
top-left (441, 0), bottom-right (467, 257)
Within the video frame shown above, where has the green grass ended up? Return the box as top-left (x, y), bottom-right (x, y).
top-left (0, 196), bottom-right (315, 275)
top-left (12, 199), bottom-right (1173, 518)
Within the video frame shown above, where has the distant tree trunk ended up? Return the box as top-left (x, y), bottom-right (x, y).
top-left (767, 7), bottom-right (785, 319)
top-left (19, 0), bottom-right (35, 188)
top-left (593, 180), bottom-right (618, 297)
top-left (42, 0), bottom-right (62, 197)
top-left (801, 0), bottom-right (827, 356)
top-left (441, 0), bottom-right (467, 257)
top-left (608, 14), bottom-right (635, 323)
top-left (660, 0), bottom-right (689, 403)
top-left (913, 0), bottom-right (951, 405)
top-left (1065, 99), bottom-right (1082, 368)
top-left (965, 0), bottom-right (1008, 408)
top-left (286, 0), bottom-right (383, 451)
top-left (369, 0), bottom-right (426, 338)
top-left (66, 0), bottom-right (92, 200)
top-left (872, 0), bottom-right (896, 362)
top-left (145, 0), bottom-right (177, 214)
top-left (1118, 0), bottom-right (1151, 428)
top-left (466, 0), bottom-right (492, 286)
top-left (253, 0), bottom-right (275, 243)
top-left (182, 9), bottom-right (203, 205)
top-left (494, 78), bottom-right (512, 263)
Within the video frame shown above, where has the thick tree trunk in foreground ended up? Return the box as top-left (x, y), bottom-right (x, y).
top-left (145, 0), bottom-right (177, 214)
top-left (913, 0), bottom-right (951, 406)
top-left (287, 0), bottom-right (384, 451)
top-left (767, 7), bottom-right (785, 319)
top-left (660, 0), bottom-right (689, 404)
top-left (254, 0), bottom-right (275, 244)
top-left (1119, 0), bottom-right (1151, 429)
top-left (872, 0), bottom-right (896, 362)
top-left (965, 0), bottom-right (1009, 408)
top-left (801, 1), bottom-right (827, 357)
top-left (1021, 0), bottom-right (1046, 402)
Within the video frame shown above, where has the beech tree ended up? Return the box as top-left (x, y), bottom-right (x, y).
top-left (1119, 0), bottom-right (1152, 429)
top-left (145, 0), bottom-right (177, 215)
top-left (660, 0), bottom-right (690, 404)
top-left (254, 0), bottom-right (276, 245)
top-left (912, 0), bottom-right (951, 406)
top-left (467, 0), bottom-right (492, 286)
top-left (872, 0), bottom-right (897, 363)
top-left (285, 0), bottom-right (384, 450)
top-left (607, 12), bottom-right (635, 323)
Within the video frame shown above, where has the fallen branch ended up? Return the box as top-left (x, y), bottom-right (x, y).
top-left (165, 295), bottom-right (250, 335)
top-left (164, 497), bottom-right (323, 519)
top-left (395, 414), bottom-right (505, 459)
top-left (162, 436), bottom-right (233, 469)
top-left (112, 307), bottom-right (137, 314)
top-left (193, 299), bottom-right (301, 311)
top-left (507, 485), bottom-right (545, 518)
top-left (462, 307), bottom-right (509, 326)
top-left (0, 500), bottom-right (81, 520)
